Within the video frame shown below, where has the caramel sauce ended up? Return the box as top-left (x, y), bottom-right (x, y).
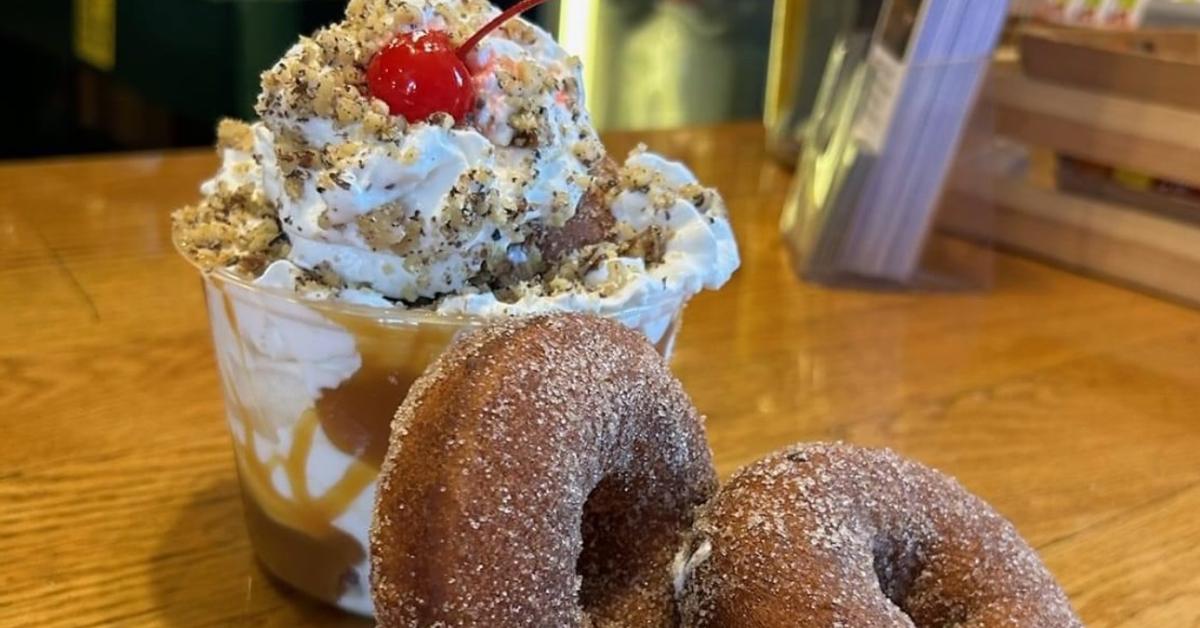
top-left (314, 313), bottom-right (461, 468)
top-left (238, 462), bottom-right (367, 603)
top-left (230, 402), bottom-right (378, 604)
top-left (216, 289), bottom-right (463, 607)
top-left (213, 283), bottom-right (678, 610)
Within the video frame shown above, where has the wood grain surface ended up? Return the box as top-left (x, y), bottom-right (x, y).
top-left (2, 123), bottom-right (1198, 627)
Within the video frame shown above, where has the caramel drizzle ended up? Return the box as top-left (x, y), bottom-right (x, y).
top-left (214, 284), bottom-right (678, 575)
top-left (219, 291), bottom-right (377, 540)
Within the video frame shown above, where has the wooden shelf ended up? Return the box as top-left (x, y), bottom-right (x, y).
top-left (988, 62), bottom-right (1200, 189)
top-left (944, 175), bottom-right (1200, 306)
top-left (968, 45), bottom-right (1200, 308)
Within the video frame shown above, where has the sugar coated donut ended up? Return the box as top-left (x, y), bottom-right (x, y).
top-left (674, 443), bottom-right (1082, 627)
top-left (371, 314), bottom-right (717, 627)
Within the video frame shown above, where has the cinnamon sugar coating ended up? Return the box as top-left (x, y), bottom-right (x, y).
top-left (676, 443), bottom-right (1083, 627)
top-left (370, 314), bottom-right (717, 627)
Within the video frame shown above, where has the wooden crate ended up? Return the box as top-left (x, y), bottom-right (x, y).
top-left (951, 28), bottom-right (1200, 306)
top-left (1020, 27), bottom-right (1200, 111)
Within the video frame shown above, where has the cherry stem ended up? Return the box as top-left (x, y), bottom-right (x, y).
top-left (457, 0), bottom-right (553, 59)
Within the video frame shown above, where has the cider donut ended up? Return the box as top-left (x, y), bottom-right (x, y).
top-left (675, 443), bottom-right (1082, 627)
top-left (370, 314), bottom-right (716, 627)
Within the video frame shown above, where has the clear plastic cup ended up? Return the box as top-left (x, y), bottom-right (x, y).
top-left (194, 266), bottom-right (686, 615)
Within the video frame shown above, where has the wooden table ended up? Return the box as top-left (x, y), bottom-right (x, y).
top-left (2, 123), bottom-right (1198, 627)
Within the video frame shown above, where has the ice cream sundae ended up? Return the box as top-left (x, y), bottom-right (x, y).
top-left (172, 0), bottom-right (738, 614)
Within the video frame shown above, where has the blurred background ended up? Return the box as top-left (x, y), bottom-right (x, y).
top-left (0, 0), bottom-right (781, 159)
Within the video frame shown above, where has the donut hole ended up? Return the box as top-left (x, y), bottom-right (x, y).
top-left (575, 472), bottom-right (676, 621)
top-left (870, 534), bottom-right (925, 616)
top-left (576, 476), bottom-right (627, 608)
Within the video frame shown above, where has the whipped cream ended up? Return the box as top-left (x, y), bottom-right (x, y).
top-left (175, 0), bottom-right (739, 317)
top-left (434, 151), bottom-right (738, 318)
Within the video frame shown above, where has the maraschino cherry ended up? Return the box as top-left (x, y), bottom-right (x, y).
top-left (366, 0), bottom-right (552, 123)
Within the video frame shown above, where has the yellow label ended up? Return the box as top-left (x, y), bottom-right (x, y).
top-left (1114, 168), bottom-right (1154, 191)
top-left (74, 0), bottom-right (116, 71)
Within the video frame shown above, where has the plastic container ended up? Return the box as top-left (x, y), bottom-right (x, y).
top-left (781, 0), bottom-right (1004, 292)
top-left (193, 266), bottom-right (686, 615)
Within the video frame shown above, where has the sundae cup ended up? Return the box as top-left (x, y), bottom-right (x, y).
top-left (173, 0), bottom-right (738, 615)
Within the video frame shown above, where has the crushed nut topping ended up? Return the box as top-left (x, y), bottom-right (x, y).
top-left (172, 183), bottom-right (286, 276)
top-left (172, 0), bottom-right (730, 309)
top-left (216, 119), bottom-right (254, 152)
